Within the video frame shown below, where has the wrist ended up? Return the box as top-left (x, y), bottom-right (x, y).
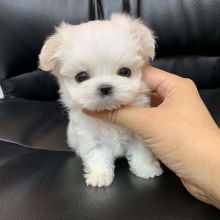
top-left (201, 130), bottom-right (220, 208)
top-left (181, 130), bottom-right (220, 209)
top-left (206, 134), bottom-right (220, 209)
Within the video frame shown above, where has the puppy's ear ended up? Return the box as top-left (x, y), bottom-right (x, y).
top-left (111, 13), bottom-right (155, 61)
top-left (39, 22), bottom-right (72, 72)
top-left (39, 32), bottom-right (61, 72)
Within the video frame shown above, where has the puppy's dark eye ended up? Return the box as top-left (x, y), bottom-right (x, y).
top-left (117, 67), bottom-right (131, 77)
top-left (75, 71), bottom-right (90, 83)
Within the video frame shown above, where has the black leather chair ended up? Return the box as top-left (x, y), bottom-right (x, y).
top-left (0, 0), bottom-right (220, 219)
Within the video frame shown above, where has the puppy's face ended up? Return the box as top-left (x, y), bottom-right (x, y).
top-left (39, 14), bottom-right (155, 111)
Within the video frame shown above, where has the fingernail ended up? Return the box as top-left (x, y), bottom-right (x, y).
top-left (82, 109), bottom-right (92, 115)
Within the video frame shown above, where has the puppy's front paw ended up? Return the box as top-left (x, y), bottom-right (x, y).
top-left (131, 161), bottom-right (163, 179)
top-left (84, 171), bottom-right (114, 187)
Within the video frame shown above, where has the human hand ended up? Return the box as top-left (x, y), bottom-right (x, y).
top-left (83, 66), bottom-right (220, 208)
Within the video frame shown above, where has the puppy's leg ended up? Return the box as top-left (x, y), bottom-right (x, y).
top-left (82, 145), bottom-right (115, 187)
top-left (68, 113), bottom-right (115, 187)
top-left (125, 136), bottom-right (163, 179)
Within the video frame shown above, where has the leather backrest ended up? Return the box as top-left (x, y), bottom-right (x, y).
top-left (0, 0), bottom-right (219, 101)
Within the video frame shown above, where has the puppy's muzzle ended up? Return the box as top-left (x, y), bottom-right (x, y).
top-left (98, 84), bottom-right (113, 97)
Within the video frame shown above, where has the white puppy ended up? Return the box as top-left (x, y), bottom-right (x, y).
top-left (39, 14), bottom-right (163, 187)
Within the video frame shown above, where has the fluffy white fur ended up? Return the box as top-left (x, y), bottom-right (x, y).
top-left (39, 14), bottom-right (163, 187)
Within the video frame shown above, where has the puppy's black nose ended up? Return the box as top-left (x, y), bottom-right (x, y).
top-left (98, 84), bottom-right (113, 96)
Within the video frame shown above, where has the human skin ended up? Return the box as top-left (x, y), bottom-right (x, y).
top-left (84, 66), bottom-right (220, 209)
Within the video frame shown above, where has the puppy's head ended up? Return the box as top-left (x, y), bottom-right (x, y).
top-left (39, 14), bottom-right (155, 111)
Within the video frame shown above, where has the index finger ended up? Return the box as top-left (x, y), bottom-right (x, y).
top-left (142, 66), bottom-right (180, 98)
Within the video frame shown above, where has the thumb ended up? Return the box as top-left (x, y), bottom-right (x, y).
top-left (83, 106), bottom-right (154, 134)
